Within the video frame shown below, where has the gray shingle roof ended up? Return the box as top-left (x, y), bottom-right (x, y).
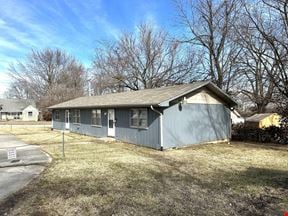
top-left (246, 113), bottom-right (276, 122)
top-left (0, 99), bottom-right (36, 112)
top-left (49, 81), bottom-right (237, 109)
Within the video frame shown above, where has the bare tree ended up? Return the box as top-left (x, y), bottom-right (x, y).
top-left (91, 68), bottom-right (124, 95)
top-left (5, 80), bottom-right (33, 99)
top-left (92, 23), bottom-right (199, 93)
top-left (244, 0), bottom-right (288, 99)
top-left (8, 48), bottom-right (86, 114)
top-left (175, 0), bottom-right (242, 92)
top-left (234, 15), bottom-right (277, 113)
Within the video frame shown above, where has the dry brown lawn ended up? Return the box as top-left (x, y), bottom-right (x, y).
top-left (0, 126), bottom-right (287, 216)
top-left (0, 121), bottom-right (51, 125)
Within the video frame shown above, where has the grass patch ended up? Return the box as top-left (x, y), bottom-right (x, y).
top-left (0, 126), bottom-right (287, 215)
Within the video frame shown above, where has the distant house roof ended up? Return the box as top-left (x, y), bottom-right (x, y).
top-left (49, 81), bottom-right (237, 109)
top-left (0, 99), bottom-right (36, 113)
top-left (245, 113), bottom-right (277, 122)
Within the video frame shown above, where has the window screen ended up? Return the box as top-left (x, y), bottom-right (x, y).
top-left (130, 108), bottom-right (148, 128)
top-left (74, 110), bottom-right (81, 123)
top-left (55, 110), bottom-right (60, 120)
top-left (91, 109), bottom-right (101, 126)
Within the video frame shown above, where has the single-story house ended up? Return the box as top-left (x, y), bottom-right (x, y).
top-left (0, 99), bottom-right (39, 121)
top-left (245, 113), bottom-right (281, 128)
top-left (49, 81), bottom-right (237, 150)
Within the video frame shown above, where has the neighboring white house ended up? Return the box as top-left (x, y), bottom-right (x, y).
top-left (231, 109), bottom-right (245, 125)
top-left (22, 105), bottom-right (39, 121)
top-left (0, 99), bottom-right (39, 121)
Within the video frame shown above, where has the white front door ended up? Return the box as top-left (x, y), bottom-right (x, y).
top-left (107, 109), bottom-right (115, 137)
top-left (65, 110), bottom-right (70, 129)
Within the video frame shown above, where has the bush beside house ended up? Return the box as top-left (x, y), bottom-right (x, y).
top-left (232, 124), bottom-right (288, 145)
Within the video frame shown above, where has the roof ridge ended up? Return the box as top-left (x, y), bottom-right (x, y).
top-left (78, 81), bottom-right (210, 99)
top-left (48, 81), bottom-right (236, 109)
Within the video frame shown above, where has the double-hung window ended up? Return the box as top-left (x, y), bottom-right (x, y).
top-left (54, 110), bottom-right (60, 120)
top-left (74, 109), bottom-right (81, 124)
top-left (130, 108), bottom-right (148, 128)
top-left (91, 109), bottom-right (101, 126)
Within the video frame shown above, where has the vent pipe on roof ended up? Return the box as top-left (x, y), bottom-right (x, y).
top-left (150, 105), bottom-right (163, 151)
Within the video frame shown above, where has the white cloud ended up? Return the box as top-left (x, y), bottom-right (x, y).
top-left (1, 0), bottom-right (121, 54)
top-left (0, 0), bottom-right (124, 93)
top-left (0, 84), bottom-right (8, 98)
top-left (0, 18), bottom-right (6, 26)
top-left (94, 15), bottom-right (121, 39)
top-left (0, 37), bottom-right (20, 50)
top-left (0, 71), bottom-right (11, 82)
top-left (0, 72), bottom-right (11, 98)
top-left (0, 1), bottom-right (65, 49)
top-left (61, 0), bottom-right (121, 39)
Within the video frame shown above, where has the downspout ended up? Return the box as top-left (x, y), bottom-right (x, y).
top-left (150, 105), bottom-right (163, 151)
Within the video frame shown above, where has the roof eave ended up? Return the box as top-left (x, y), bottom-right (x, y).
top-left (48, 81), bottom-right (238, 110)
top-left (48, 103), bottom-right (161, 110)
top-left (206, 82), bottom-right (238, 107)
top-left (160, 81), bottom-right (238, 107)
top-left (158, 81), bottom-right (210, 107)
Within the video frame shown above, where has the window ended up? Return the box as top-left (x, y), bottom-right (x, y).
top-left (91, 109), bottom-right (101, 126)
top-left (55, 110), bottom-right (60, 120)
top-left (28, 111), bottom-right (33, 117)
top-left (74, 109), bottom-right (81, 124)
top-left (130, 108), bottom-right (148, 128)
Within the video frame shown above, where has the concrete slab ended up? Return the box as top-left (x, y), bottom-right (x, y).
top-left (0, 134), bottom-right (51, 201)
top-left (0, 165), bottom-right (44, 201)
top-left (0, 134), bottom-right (51, 168)
top-left (98, 137), bottom-right (116, 142)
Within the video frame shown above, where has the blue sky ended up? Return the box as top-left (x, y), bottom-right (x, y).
top-left (0, 0), bottom-right (178, 97)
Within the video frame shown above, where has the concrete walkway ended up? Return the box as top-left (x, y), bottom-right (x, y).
top-left (0, 134), bottom-right (51, 201)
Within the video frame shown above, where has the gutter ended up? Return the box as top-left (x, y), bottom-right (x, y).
top-left (48, 103), bottom-right (160, 110)
top-left (150, 105), bottom-right (163, 151)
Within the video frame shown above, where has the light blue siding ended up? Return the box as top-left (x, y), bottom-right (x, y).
top-left (52, 103), bottom-right (230, 150)
top-left (163, 103), bottom-right (231, 149)
top-left (52, 110), bottom-right (65, 130)
top-left (69, 109), bottom-right (108, 137)
top-left (115, 109), bottom-right (160, 149)
top-left (52, 108), bottom-right (161, 149)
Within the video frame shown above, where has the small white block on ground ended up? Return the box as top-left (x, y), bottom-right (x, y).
top-left (7, 148), bottom-right (17, 160)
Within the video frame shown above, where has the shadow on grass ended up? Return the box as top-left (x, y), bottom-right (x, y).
top-left (0, 160), bottom-right (234, 216)
top-left (0, 145), bottom-right (287, 216)
top-left (232, 141), bottom-right (288, 152)
top-left (243, 167), bottom-right (288, 189)
top-left (210, 167), bottom-right (288, 216)
top-left (212, 167), bottom-right (288, 190)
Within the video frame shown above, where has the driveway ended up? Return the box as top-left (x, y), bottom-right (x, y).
top-left (0, 134), bottom-right (51, 201)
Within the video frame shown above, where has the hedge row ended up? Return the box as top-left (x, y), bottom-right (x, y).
top-left (232, 125), bottom-right (288, 145)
